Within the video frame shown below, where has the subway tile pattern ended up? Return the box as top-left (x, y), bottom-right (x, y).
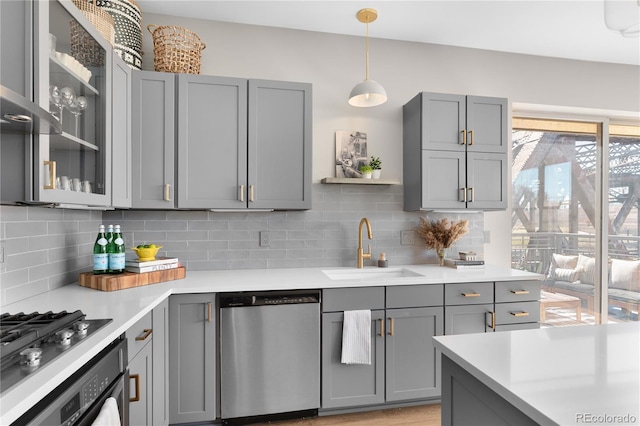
top-left (0, 184), bottom-right (484, 305)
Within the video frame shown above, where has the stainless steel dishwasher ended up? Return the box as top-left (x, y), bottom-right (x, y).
top-left (219, 290), bottom-right (320, 421)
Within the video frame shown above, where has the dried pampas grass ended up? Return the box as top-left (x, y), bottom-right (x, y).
top-left (417, 217), bottom-right (469, 251)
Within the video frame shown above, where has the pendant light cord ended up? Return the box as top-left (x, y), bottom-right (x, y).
top-left (365, 20), bottom-right (370, 80)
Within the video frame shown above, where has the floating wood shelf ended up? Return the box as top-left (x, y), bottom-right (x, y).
top-left (321, 177), bottom-right (401, 185)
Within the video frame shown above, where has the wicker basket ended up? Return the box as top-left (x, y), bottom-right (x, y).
top-left (147, 24), bottom-right (206, 74)
top-left (71, 0), bottom-right (115, 46)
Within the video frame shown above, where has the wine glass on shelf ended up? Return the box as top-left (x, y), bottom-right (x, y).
top-left (68, 96), bottom-right (87, 137)
top-left (49, 85), bottom-right (63, 123)
top-left (60, 87), bottom-right (75, 134)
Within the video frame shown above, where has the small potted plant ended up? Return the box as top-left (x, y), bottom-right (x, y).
top-left (359, 165), bottom-right (373, 179)
top-left (369, 156), bottom-right (382, 179)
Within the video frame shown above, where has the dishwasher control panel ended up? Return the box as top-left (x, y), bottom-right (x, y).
top-left (220, 290), bottom-right (320, 307)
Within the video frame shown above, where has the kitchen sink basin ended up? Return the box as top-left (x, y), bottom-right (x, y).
top-left (322, 267), bottom-right (423, 281)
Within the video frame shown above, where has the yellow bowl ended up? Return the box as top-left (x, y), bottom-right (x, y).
top-left (130, 245), bottom-right (163, 261)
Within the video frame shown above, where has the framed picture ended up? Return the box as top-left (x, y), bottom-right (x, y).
top-left (335, 131), bottom-right (368, 178)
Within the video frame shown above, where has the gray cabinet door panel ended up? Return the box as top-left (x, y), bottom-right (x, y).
top-left (466, 152), bottom-right (507, 209)
top-left (169, 294), bottom-right (216, 424)
top-left (131, 71), bottom-right (175, 208)
top-left (386, 284), bottom-right (444, 309)
top-left (152, 298), bottom-right (169, 426)
top-left (445, 282), bottom-right (494, 306)
top-left (420, 93), bottom-right (466, 151)
top-left (466, 96), bottom-right (508, 153)
top-left (445, 304), bottom-right (493, 335)
top-left (421, 150), bottom-right (466, 209)
top-left (111, 53), bottom-right (132, 208)
top-left (248, 79), bottom-right (312, 210)
top-left (495, 301), bottom-right (540, 325)
top-left (129, 341), bottom-right (152, 426)
top-left (322, 287), bottom-right (385, 312)
top-left (321, 310), bottom-right (385, 409)
top-left (495, 280), bottom-right (541, 303)
top-left (386, 307), bottom-right (443, 401)
top-left (177, 75), bottom-right (247, 209)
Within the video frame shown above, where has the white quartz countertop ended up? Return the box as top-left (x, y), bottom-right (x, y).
top-left (433, 322), bottom-right (640, 426)
top-left (0, 264), bottom-right (539, 424)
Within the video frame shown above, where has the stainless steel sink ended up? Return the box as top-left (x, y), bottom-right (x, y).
top-left (322, 267), bottom-right (423, 281)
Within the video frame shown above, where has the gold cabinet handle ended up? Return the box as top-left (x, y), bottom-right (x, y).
top-left (462, 292), bottom-right (481, 297)
top-left (249, 185), bottom-right (255, 202)
top-left (487, 311), bottom-right (495, 330)
top-left (469, 130), bottom-right (474, 145)
top-left (164, 184), bottom-right (171, 201)
top-left (129, 374), bottom-right (140, 402)
top-left (239, 185), bottom-right (244, 202)
top-left (460, 129), bottom-right (467, 145)
top-left (468, 187), bottom-right (474, 202)
top-left (511, 290), bottom-right (530, 295)
top-left (207, 302), bottom-right (212, 323)
top-left (511, 311), bottom-right (530, 317)
top-left (135, 328), bottom-right (152, 341)
top-left (388, 317), bottom-right (395, 336)
top-left (378, 318), bottom-right (384, 337)
top-left (43, 161), bottom-right (56, 189)
top-left (460, 187), bottom-right (467, 203)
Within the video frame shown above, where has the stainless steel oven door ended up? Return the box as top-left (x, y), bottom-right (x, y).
top-left (75, 369), bottom-right (129, 426)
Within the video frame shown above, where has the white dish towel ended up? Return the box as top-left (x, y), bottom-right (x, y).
top-left (341, 309), bottom-right (371, 365)
top-left (92, 397), bottom-right (121, 426)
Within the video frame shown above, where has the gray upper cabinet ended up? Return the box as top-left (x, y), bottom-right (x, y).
top-left (403, 92), bottom-right (508, 211)
top-left (111, 52), bottom-right (131, 208)
top-left (131, 70), bottom-right (176, 208)
top-left (247, 79), bottom-right (312, 210)
top-left (177, 74), bottom-right (247, 209)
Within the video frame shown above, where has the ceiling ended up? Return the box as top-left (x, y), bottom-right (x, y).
top-left (136, 0), bottom-right (640, 66)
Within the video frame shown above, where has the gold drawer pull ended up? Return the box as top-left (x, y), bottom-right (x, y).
top-left (378, 318), bottom-right (384, 337)
top-left (239, 185), bottom-right (245, 202)
top-left (44, 161), bottom-right (56, 189)
top-left (469, 130), bottom-right (474, 145)
top-left (462, 292), bottom-right (480, 297)
top-left (207, 302), bottom-right (212, 323)
top-left (135, 328), bottom-right (152, 341)
top-left (164, 183), bottom-right (171, 201)
top-left (249, 185), bottom-right (255, 202)
top-left (511, 290), bottom-right (530, 295)
top-left (460, 187), bottom-right (467, 202)
top-left (511, 311), bottom-right (530, 317)
top-left (388, 318), bottom-right (394, 336)
top-left (461, 129), bottom-right (467, 145)
top-left (130, 374), bottom-right (140, 402)
top-left (487, 311), bottom-right (495, 330)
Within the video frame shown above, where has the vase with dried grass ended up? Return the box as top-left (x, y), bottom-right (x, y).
top-left (417, 217), bottom-right (469, 265)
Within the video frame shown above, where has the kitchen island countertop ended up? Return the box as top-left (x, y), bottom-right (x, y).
top-left (433, 322), bottom-right (640, 426)
top-left (0, 264), bottom-right (540, 425)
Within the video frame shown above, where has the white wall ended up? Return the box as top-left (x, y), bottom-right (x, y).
top-left (141, 14), bottom-right (640, 266)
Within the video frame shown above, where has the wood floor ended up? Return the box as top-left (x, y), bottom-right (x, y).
top-left (253, 404), bottom-right (441, 425)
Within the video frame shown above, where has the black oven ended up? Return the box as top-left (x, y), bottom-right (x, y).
top-left (11, 335), bottom-right (128, 426)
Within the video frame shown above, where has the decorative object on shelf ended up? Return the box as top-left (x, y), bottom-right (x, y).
top-left (369, 155), bottom-right (382, 179)
top-left (130, 244), bottom-right (163, 261)
top-left (348, 8), bottom-right (387, 107)
top-left (70, 19), bottom-right (107, 67)
top-left (71, 0), bottom-right (115, 45)
top-left (148, 24), bottom-right (206, 74)
top-left (68, 96), bottom-right (87, 137)
top-left (603, 0), bottom-right (640, 37)
top-left (335, 130), bottom-right (368, 178)
top-left (359, 165), bottom-right (373, 179)
top-left (49, 85), bottom-right (63, 123)
top-left (95, 0), bottom-right (143, 69)
top-left (417, 217), bottom-right (469, 266)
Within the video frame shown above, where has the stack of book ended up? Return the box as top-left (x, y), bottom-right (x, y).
top-left (444, 258), bottom-right (485, 269)
top-left (125, 257), bottom-right (180, 273)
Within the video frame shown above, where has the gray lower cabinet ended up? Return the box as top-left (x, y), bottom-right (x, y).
top-left (131, 70), bottom-right (176, 208)
top-left (403, 91), bottom-right (508, 211)
top-left (126, 300), bottom-right (169, 426)
top-left (169, 294), bottom-right (216, 424)
top-left (492, 280), bottom-right (541, 332)
top-left (321, 286), bottom-right (443, 410)
top-left (111, 52), bottom-right (132, 208)
top-left (444, 282), bottom-right (494, 335)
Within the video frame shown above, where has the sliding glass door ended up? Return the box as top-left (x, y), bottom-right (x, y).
top-left (512, 118), bottom-right (640, 326)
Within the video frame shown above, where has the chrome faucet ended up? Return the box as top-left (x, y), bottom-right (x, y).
top-left (357, 217), bottom-right (373, 268)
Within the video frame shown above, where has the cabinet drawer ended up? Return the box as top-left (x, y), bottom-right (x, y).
top-left (494, 322), bottom-right (540, 332)
top-left (128, 310), bottom-right (153, 362)
top-left (386, 284), bottom-right (443, 308)
top-left (495, 280), bottom-right (541, 303)
top-left (322, 287), bottom-right (385, 312)
top-left (494, 301), bottom-right (540, 325)
top-left (444, 282), bottom-right (493, 305)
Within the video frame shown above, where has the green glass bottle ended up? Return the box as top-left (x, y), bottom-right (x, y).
top-left (93, 225), bottom-right (108, 274)
top-left (108, 224), bottom-right (126, 273)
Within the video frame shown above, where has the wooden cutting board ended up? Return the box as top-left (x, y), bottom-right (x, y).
top-left (79, 267), bottom-right (186, 292)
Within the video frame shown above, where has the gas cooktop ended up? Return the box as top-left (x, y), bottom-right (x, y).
top-left (0, 310), bottom-right (111, 394)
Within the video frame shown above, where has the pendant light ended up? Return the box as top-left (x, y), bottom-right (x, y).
top-left (348, 8), bottom-right (387, 107)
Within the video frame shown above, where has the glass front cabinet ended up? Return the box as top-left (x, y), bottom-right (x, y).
top-left (34, 0), bottom-right (111, 206)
